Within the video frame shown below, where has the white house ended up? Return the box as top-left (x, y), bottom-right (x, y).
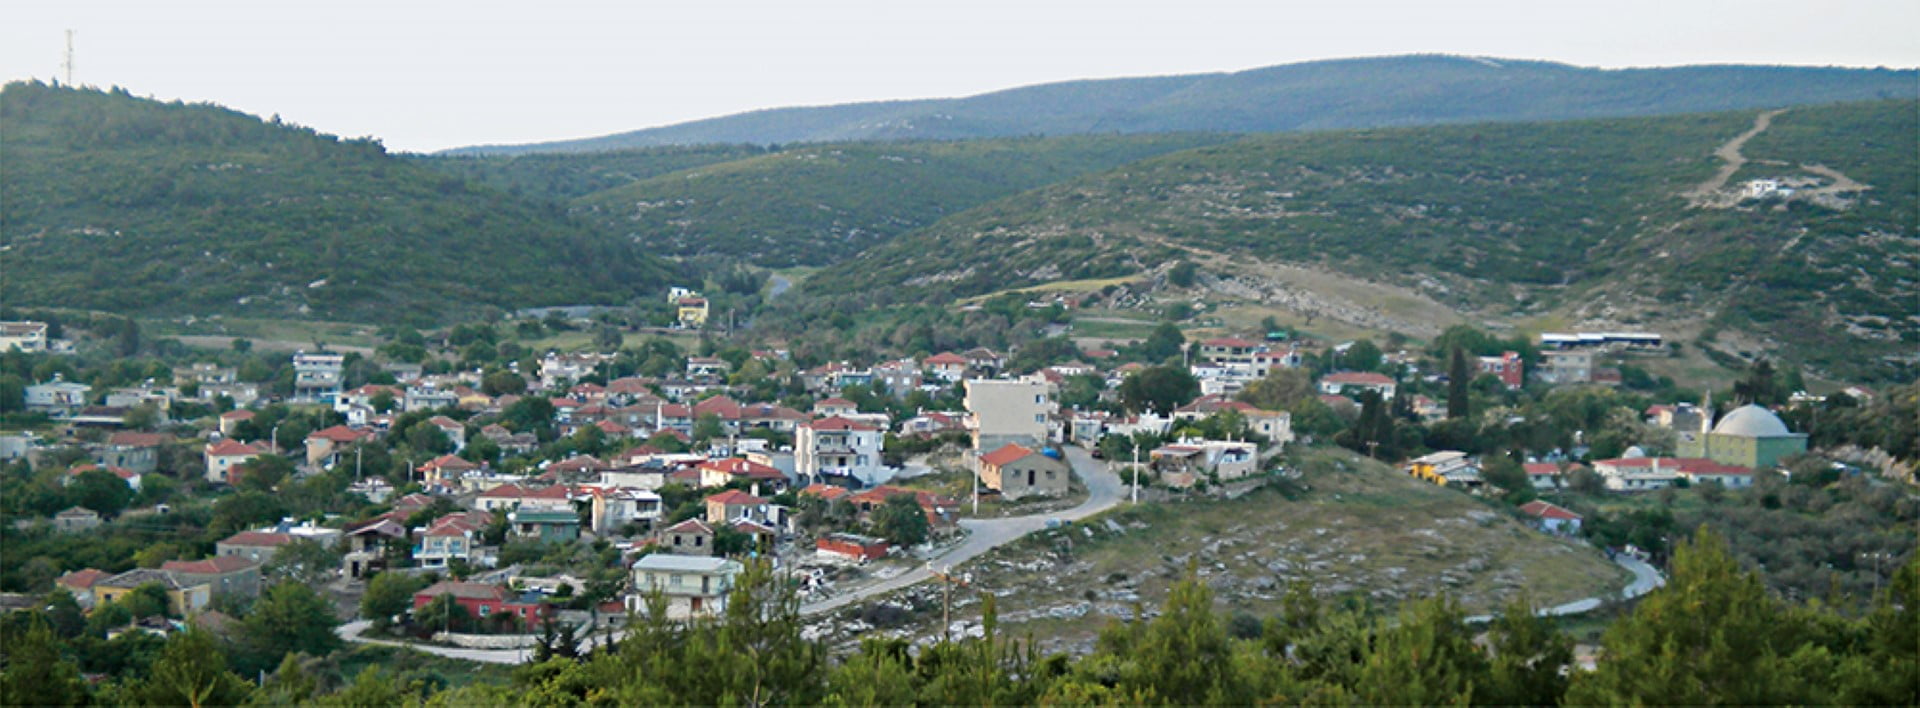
top-left (795, 416), bottom-right (886, 486)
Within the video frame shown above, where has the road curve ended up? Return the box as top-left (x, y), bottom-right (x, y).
top-left (800, 445), bottom-right (1125, 615)
top-left (336, 446), bottom-right (1126, 664)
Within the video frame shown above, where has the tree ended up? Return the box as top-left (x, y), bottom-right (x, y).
top-left (1167, 260), bottom-right (1198, 288)
top-left (1337, 339), bottom-right (1383, 372)
top-left (128, 628), bottom-right (253, 707)
top-left (872, 493), bottom-right (931, 547)
top-left (239, 583), bottom-right (341, 676)
top-left (592, 325), bottom-right (624, 351)
top-left (691, 413), bottom-right (726, 444)
top-left (481, 369), bottom-right (526, 397)
top-left (263, 538), bottom-right (342, 587)
top-left (1567, 527), bottom-right (1816, 705)
top-left (1119, 365), bottom-right (1199, 416)
top-left (236, 454), bottom-right (295, 493)
top-left (368, 389), bottom-right (396, 413)
top-left (1238, 368), bottom-right (1313, 411)
top-left (1733, 358), bottom-right (1780, 406)
top-left (255, 653), bottom-right (319, 705)
top-left (415, 593), bottom-right (471, 634)
top-left (1137, 323), bottom-right (1186, 363)
top-left (0, 617), bottom-right (89, 706)
top-left (66, 467), bottom-right (133, 518)
top-left (1447, 347), bottom-right (1471, 420)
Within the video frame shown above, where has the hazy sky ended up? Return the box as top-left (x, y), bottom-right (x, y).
top-left (4, 0), bottom-right (1916, 153)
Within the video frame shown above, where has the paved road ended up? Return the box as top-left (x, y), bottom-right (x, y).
top-left (336, 619), bottom-right (535, 664)
top-left (1465, 554), bottom-right (1665, 623)
top-left (335, 447), bottom-right (1125, 664)
top-left (800, 446), bottom-right (1125, 615)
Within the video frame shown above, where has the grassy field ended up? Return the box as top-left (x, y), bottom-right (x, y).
top-left (910, 447), bottom-right (1628, 654)
top-left (146, 316), bottom-right (383, 350)
top-left (325, 644), bottom-right (507, 689)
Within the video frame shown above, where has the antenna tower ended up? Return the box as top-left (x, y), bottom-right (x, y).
top-left (62, 30), bottom-right (75, 85)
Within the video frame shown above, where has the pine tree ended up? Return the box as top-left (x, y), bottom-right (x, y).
top-left (0, 618), bottom-right (89, 706)
top-left (1447, 346), bottom-right (1471, 420)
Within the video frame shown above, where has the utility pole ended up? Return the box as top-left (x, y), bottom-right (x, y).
top-left (929, 565), bottom-right (969, 642)
top-left (355, 445), bottom-right (363, 483)
top-left (62, 30), bottom-right (74, 86)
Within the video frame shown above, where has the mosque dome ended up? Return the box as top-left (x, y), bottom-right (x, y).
top-left (1711, 404), bottom-right (1793, 438)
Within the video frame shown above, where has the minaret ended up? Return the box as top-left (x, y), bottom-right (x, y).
top-left (1699, 390), bottom-right (1714, 459)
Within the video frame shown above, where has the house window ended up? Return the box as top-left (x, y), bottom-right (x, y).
top-left (478, 604), bottom-right (491, 617)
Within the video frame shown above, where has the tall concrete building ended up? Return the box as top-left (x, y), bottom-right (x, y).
top-left (964, 378), bottom-right (1053, 452)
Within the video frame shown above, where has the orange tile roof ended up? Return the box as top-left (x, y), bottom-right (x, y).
top-left (980, 444), bottom-right (1036, 467)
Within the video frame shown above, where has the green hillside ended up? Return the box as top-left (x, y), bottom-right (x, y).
top-left (802, 101), bottom-right (1918, 381)
top-left (414, 144), bottom-right (771, 202)
top-left (0, 82), bottom-right (675, 324)
top-left (450, 56), bottom-right (1916, 153)
top-left (564, 134), bottom-right (1235, 266)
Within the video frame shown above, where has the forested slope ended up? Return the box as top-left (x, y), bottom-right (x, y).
top-left (0, 82), bottom-right (673, 324)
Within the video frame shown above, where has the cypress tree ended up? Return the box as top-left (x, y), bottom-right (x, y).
top-left (1447, 346), bottom-right (1471, 420)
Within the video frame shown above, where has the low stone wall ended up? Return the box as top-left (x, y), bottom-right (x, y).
top-left (430, 631), bottom-right (538, 649)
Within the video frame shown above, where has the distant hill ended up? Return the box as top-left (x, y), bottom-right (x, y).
top-left (414, 144), bottom-right (772, 203)
top-left (560, 134), bottom-right (1235, 266)
top-left (799, 100), bottom-right (1917, 381)
top-left (0, 82), bottom-right (675, 324)
top-left (445, 56), bottom-right (1917, 154)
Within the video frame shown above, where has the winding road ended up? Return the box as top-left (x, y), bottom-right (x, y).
top-left (338, 447), bottom-right (1126, 664)
top-left (337, 449), bottom-right (1662, 662)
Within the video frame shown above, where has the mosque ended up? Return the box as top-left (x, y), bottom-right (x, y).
top-left (1677, 398), bottom-right (1809, 470)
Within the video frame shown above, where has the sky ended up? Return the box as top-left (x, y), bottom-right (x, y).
top-left (4, 0), bottom-right (1916, 153)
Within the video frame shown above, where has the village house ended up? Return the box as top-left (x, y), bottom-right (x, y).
top-left (413, 581), bottom-right (550, 624)
top-left (509, 508), bottom-right (580, 545)
top-left (1522, 462), bottom-right (1580, 491)
top-left (415, 513), bottom-right (488, 569)
top-left (848, 485), bottom-right (959, 527)
top-left (696, 457), bottom-right (788, 491)
top-left (676, 296), bottom-right (710, 328)
top-left (97, 431), bottom-right (165, 475)
top-left (1590, 456), bottom-right (1753, 492)
top-left (588, 487), bottom-right (663, 535)
top-left (291, 351), bottom-right (345, 404)
top-left (25, 375), bottom-right (89, 414)
top-left (66, 463), bottom-right (141, 491)
top-left (215, 530), bottom-right (295, 564)
top-left (419, 454), bottom-right (481, 486)
top-left (1406, 451), bottom-right (1481, 486)
top-left (1477, 351), bottom-right (1524, 390)
top-left (0, 320), bottom-right (50, 352)
top-left (1518, 500), bottom-right (1583, 534)
top-left (53, 506), bottom-right (101, 532)
top-left (924, 352), bottom-right (970, 382)
top-left (704, 489), bottom-right (770, 525)
top-left (160, 556), bottom-right (263, 599)
top-left (1317, 372), bottom-right (1396, 400)
top-left (56, 568), bottom-right (109, 609)
top-left (94, 568), bottom-right (211, 616)
top-left (1148, 438), bottom-right (1260, 486)
top-left (817, 533), bottom-right (890, 562)
top-left (217, 409), bottom-right (256, 437)
top-left (965, 378), bottom-right (1054, 452)
top-left (203, 439), bottom-right (267, 485)
top-left (977, 443), bottom-right (1069, 500)
top-left (626, 554), bottom-right (742, 619)
top-left (659, 518), bottom-right (716, 556)
top-left (795, 416), bottom-right (885, 486)
top-left (305, 425), bottom-right (377, 469)
top-left (1538, 349), bottom-right (1594, 385)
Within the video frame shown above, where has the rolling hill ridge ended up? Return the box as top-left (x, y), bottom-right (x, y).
top-left (445, 55), bottom-right (1917, 154)
top-left (0, 81), bottom-right (676, 324)
top-left (797, 101), bottom-right (1918, 380)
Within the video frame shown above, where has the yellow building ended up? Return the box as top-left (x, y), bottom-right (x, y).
top-left (1406, 450), bottom-right (1480, 486)
top-left (92, 568), bottom-right (211, 616)
top-left (676, 296), bottom-right (710, 328)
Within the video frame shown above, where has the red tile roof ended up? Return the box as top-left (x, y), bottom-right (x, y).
top-left (219, 410), bottom-right (257, 421)
top-left (1518, 500), bottom-right (1583, 521)
top-left (220, 530), bottom-right (294, 548)
top-left (924, 352), bottom-right (968, 366)
top-left (799, 484), bottom-right (849, 501)
top-left (415, 581), bottom-right (507, 602)
top-left (804, 415), bottom-right (879, 432)
top-left (206, 439), bottom-right (266, 457)
top-left (307, 425), bottom-right (373, 444)
top-left (1322, 372), bottom-right (1395, 386)
top-left (980, 444), bottom-right (1037, 467)
top-left (699, 457), bottom-right (784, 480)
top-left (162, 556), bottom-right (260, 575)
top-left (420, 454), bottom-right (478, 472)
top-left (108, 432), bottom-right (168, 447)
top-left (662, 518), bottom-right (713, 535)
top-left (705, 489), bottom-right (765, 506)
top-left (57, 568), bottom-right (108, 590)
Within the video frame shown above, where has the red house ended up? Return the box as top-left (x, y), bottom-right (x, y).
top-left (412, 581), bottom-right (549, 624)
top-left (817, 533), bottom-right (890, 562)
top-left (1477, 351), bottom-right (1524, 390)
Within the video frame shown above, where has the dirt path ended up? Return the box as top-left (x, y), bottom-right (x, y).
top-left (1685, 108), bottom-right (1787, 206)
